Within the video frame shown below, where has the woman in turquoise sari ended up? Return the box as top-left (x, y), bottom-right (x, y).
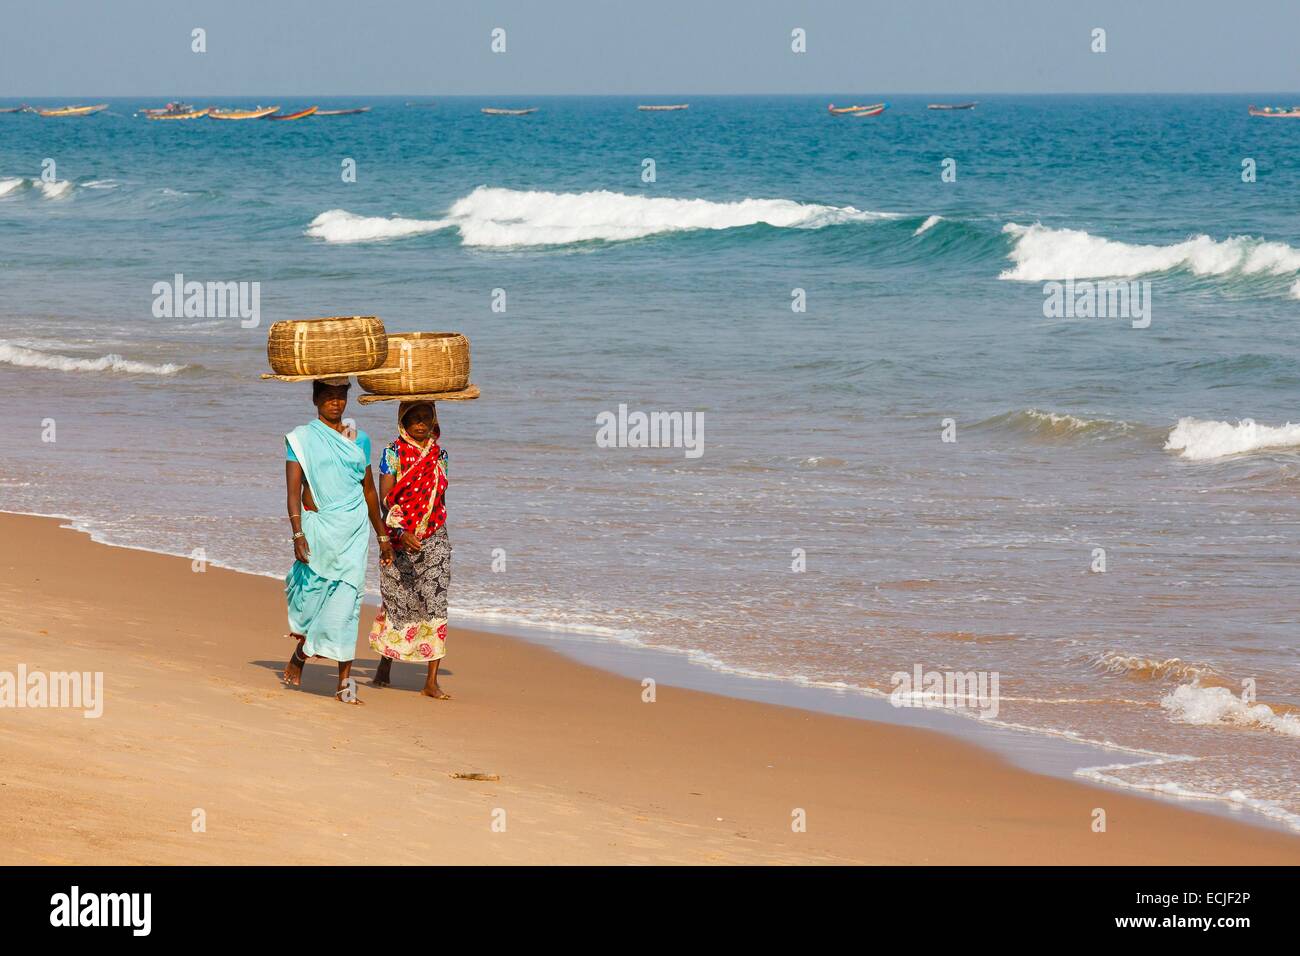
top-left (281, 379), bottom-right (393, 704)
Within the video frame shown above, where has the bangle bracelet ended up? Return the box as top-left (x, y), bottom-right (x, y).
top-left (293, 531), bottom-right (305, 540)
top-left (289, 513), bottom-right (300, 519)
top-left (378, 535), bottom-right (390, 544)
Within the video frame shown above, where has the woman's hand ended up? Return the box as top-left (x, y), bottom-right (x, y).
top-left (294, 534), bottom-right (311, 564)
top-left (399, 531), bottom-right (421, 552)
top-left (379, 539), bottom-right (395, 566)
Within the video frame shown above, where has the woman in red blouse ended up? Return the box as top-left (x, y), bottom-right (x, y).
top-left (368, 401), bottom-right (453, 699)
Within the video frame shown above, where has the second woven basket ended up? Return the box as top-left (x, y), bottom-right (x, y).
top-left (357, 332), bottom-right (470, 395)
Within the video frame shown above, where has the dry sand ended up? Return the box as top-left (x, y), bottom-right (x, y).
top-left (1, 512), bottom-right (1296, 864)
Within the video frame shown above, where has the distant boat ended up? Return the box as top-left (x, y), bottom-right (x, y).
top-left (147, 107), bottom-right (211, 121)
top-left (405, 102), bottom-right (437, 108)
top-left (638, 104), bottom-right (689, 111)
top-left (828, 102), bottom-right (887, 116)
top-left (265, 106), bottom-right (318, 121)
top-left (928, 102), bottom-right (977, 110)
top-left (0, 106), bottom-right (26, 114)
top-left (139, 102), bottom-right (196, 117)
top-left (209, 106), bottom-right (280, 121)
top-left (1248, 105), bottom-right (1300, 118)
top-left (315, 107), bottom-right (371, 116)
top-left (481, 107), bottom-right (538, 116)
top-left (35, 104), bottom-right (108, 117)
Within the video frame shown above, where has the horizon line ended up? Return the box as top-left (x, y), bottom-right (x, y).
top-left (4, 91), bottom-right (1298, 100)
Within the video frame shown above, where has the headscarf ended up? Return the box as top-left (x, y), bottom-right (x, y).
top-left (384, 401), bottom-right (448, 541)
top-left (398, 400), bottom-right (439, 445)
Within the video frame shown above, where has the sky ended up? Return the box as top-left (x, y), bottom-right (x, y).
top-left (2, 0), bottom-right (1299, 97)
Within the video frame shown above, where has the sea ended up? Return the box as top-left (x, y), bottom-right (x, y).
top-left (1, 94), bottom-right (1297, 829)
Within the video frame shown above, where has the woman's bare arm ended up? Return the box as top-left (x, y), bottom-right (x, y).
top-left (286, 460), bottom-right (309, 563)
top-left (363, 467), bottom-right (394, 566)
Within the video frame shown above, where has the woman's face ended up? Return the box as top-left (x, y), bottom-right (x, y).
top-left (403, 404), bottom-right (438, 443)
top-left (315, 384), bottom-right (349, 424)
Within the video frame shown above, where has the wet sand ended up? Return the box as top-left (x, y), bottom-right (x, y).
top-left (1, 512), bottom-right (1296, 864)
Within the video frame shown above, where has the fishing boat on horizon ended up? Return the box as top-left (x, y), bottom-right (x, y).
top-left (147, 106), bottom-right (211, 121)
top-left (1248, 105), bottom-right (1300, 117)
top-left (928, 101), bottom-right (977, 110)
top-left (35, 104), bottom-right (108, 117)
top-left (139, 102), bottom-right (196, 117)
top-left (208, 106), bottom-right (280, 120)
top-left (481, 107), bottom-right (538, 115)
top-left (637, 103), bottom-right (689, 111)
top-left (265, 106), bottom-right (318, 121)
top-left (315, 106), bottom-right (371, 116)
top-left (828, 102), bottom-right (887, 116)
top-left (0, 106), bottom-right (26, 114)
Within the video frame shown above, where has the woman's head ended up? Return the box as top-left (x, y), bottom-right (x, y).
top-left (399, 401), bottom-right (439, 444)
top-left (311, 379), bottom-right (350, 423)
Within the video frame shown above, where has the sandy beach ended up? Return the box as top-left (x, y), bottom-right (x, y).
top-left (0, 512), bottom-right (1295, 865)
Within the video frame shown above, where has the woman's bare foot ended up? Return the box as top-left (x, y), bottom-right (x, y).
top-left (282, 640), bottom-right (306, 687)
top-left (421, 660), bottom-right (449, 699)
top-left (421, 681), bottom-right (451, 700)
top-left (370, 658), bottom-right (393, 688)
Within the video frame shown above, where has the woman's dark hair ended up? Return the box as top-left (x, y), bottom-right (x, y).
top-left (312, 379), bottom-right (350, 403)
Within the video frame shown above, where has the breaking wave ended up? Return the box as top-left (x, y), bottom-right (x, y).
top-left (1000, 222), bottom-right (1300, 282)
top-left (0, 342), bottom-right (185, 376)
top-left (35, 179), bottom-right (73, 199)
top-left (1161, 683), bottom-right (1300, 738)
top-left (305, 209), bottom-right (452, 243)
top-left (913, 214), bottom-right (943, 236)
top-left (308, 186), bottom-right (901, 247)
top-left (1094, 652), bottom-right (1219, 684)
top-left (977, 408), bottom-right (1139, 441)
top-left (1165, 417), bottom-right (1300, 461)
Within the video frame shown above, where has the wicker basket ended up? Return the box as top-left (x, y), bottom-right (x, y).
top-left (266, 316), bottom-right (388, 376)
top-left (358, 332), bottom-right (470, 395)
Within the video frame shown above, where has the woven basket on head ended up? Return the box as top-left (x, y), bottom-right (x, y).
top-left (266, 316), bottom-right (388, 376)
top-left (358, 332), bottom-right (470, 395)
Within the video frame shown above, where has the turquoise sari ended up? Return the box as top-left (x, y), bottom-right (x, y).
top-left (284, 420), bottom-right (373, 662)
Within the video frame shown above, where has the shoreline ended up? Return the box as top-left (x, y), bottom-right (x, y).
top-left (9, 507), bottom-right (1296, 836)
top-left (1, 511), bottom-right (1298, 864)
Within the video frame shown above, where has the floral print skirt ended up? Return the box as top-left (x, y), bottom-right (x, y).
top-left (369, 525), bottom-right (450, 662)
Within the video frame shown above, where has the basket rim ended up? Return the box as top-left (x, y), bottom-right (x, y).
top-left (268, 315), bottom-right (382, 328)
top-left (385, 331), bottom-right (466, 340)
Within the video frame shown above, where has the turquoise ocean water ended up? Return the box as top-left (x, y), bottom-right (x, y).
top-left (1, 95), bottom-right (1298, 826)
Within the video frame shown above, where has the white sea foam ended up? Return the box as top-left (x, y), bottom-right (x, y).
top-left (1076, 757), bottom-right (1300, 832)
top-left (0, 177), bottom-right (25, 197)
top-left (1000, 222), bottom-right (1300, 281)
top-left (36, 179), bottom-right (73, 199)
top-left (308, 187), bottom-right (899, 247)
top-left (305, 209), bottom-right (452, 243)
top-left (0, 342), bottom-right (185, 376)
top-left (1161, 683), bottom-right (1300, 738)
top-left (914, 214), bottom-right (943, 236)
top-left (1164, 417), bottom-right (1300, 460)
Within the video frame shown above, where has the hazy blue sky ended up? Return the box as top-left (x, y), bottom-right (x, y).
top-left (4, 0), bottom-right (1299, 96)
